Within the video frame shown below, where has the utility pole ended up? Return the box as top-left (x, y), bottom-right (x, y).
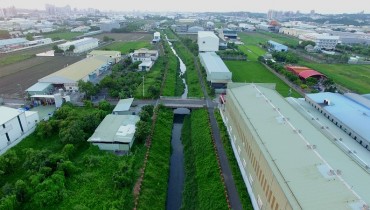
top-left (142, 75), bottom-right (145, 97)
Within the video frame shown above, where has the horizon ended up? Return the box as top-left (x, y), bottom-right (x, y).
top-left (1, 0), bottom-right (369, 15)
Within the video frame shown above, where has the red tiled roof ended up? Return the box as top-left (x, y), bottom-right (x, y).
top-left (299, 70), bottom-right (325, 79)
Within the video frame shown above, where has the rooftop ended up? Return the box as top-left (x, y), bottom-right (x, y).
top-left (0, 106), bottom-right (22, 125)
top-left (199, 52), bottom-right (231, 73)
top-left (268, 40), bottom-right (287, 47)
top-left (58, 37), bottom-right (98, 48)
top-left (113, 98), bottom-right (134, 113)
top-left (306, 92), bottom-right (370, 143)
top-left (88, 50), bottom-right (121, 57)
top-left (198, 31), bottom-right (218, 39)
top-left (227, 83), bottom-right (369, 209)
top-left (88, 114), bottom-right (140, 144)
top-left (39, 56), bottom-right (109, 83)
top-left (0, 38), bottom-right (28, 47)
top-left (133, 48), bottom-right (158, 54)
top-left (26, 82), bottom-right (52, 92)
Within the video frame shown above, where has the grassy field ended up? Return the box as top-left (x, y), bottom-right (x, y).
top-left (134, 57), bottom-right (164, 98)
top-left (257, 30), bottom-right (300, 46)
top-left (300, 61), bottom-right (370, 94)
top-left (44, 32), bottom-right (84, 40)
top-left (0, 54), bottom-right (35, 66)
top-left (226, 60), bottom-right (301, 97)
top-left (102, 41), bottom-right (151, 54)
top-left (239, 31), bottom-right (299, 47)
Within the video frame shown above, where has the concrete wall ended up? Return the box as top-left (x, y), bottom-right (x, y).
top-left (0, 112), bottom-right (27, 151)
top-left (93, 142), bottom-right (130, 151)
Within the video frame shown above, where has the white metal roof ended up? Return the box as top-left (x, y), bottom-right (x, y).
top-left (199, 52), bottom-right (231, 73)
top-left (0, 38), bottom-right (28, 47)
top-left (113, 98), bottom-right (134, 112)
top-left (88, 114), bottom-right (139, 144)
top-left (198, 31), bottom-right (218, 39)
top-left (0, 106), bottom-right (22, 125)
top-left (26, 82), bottom-right (52, 92)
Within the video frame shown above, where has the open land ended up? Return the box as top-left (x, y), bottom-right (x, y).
top-left (0, 56), bottom-right (83, 98)
top-left (93, 32), bottom-right (152, 42)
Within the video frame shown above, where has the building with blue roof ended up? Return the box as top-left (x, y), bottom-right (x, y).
top-left (267, 40), bottom-right (288, 52)
top-left (305, 92), bottom-right (370, 150)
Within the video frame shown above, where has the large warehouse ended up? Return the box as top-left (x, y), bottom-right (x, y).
top-left (221, 83), bottom-right (370, 210)
top-left (0, 106), bottom-right (39, 152)
top-left (38, 56), bottom-right (111, 92)
top-left (197, 31), bottom-right (219, 52)
top-left (57, 37), bottom-right (99, 53)
top-left (88, 114), bottom-right (140, 152)
top-left (199, 52), bottom-right (232, 88)
top-left (305, 92), bottom-right (370, 150)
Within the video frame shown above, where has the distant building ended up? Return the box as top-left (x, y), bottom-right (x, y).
top-left (99, 20), bottom-right (120, 32)
top-left (267, 40), bottom-right (288, 52)
top-left (279, 27), bottom-right (314, 37)
top-left (88, 114), bottom-right (140, 152)
top-left (152, 31), bottom-right (160, 44)
top-left (198, 31), bottom-right (219, 52)
top-left (299, 33), bottom-right (339, 50)
top-left (256, 23), bottom-right (274, 32)
top-left (0, 38), bottom-right (29, 52)
top-left (0, 106), bottom-right (39, 151)
top-left (222, 29), bottom-right (238, 39)
top-left (57, 37), bottom-right (99, 53)
top-left (188, 26), bottom-right (204, 34)
top-left (71, 26), bottom-right (91, 32)
top-left (199, 52), bottom-right (232, 88)
top-left (131, 48), bottom-right (159, 62)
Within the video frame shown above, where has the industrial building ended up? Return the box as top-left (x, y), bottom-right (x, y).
top-left (267, 40), bottom-right (288, 52)
top-left (220, 83), bottom-right (370, 210)
top-left (279, 27), bottom-right (314, 37)
top-left (25, 82), bottom-right (53, 96)
top-left (222, 29), bottom-right (238, 39)
top-left (285, 66), bottom-right (325, 80)
top-left (152, 31), bottom-right (160, 43)
top-left (187, 26), bottom-right (204, 34)
top-left (0, 106), bottom-right (39, 152)
top-left (88, 114), bottom-right (140, 152)
top-left (256, 24), bottom-right (275, 32)
top-left (298, 33), bottom-right (339, 50)
top-left (198, 31), bottom-right (219, 52)
top-left (113, 98), bottom-right (134, 115)
top-left (0, 38), bottom-right (28, 51)
top-left (71, 26), bottom-right (91, 32)
top-left (199, 52), bottom-right (232, 88)
top-left (305, 92), bottom-right (370, 150)
top-left (87, 50), bottom-right (121, 63)
top-left (38, 56), bottom-right (111, 92)
top-left (57, 37), bottom-right (99, 53)
top-left (131, 48), bottom-right (159, 62)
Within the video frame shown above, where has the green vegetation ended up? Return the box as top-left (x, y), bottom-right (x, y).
top-left (134, 57), bottom-right (164, 99)
top-left (162, 40), bottom-right (183, 96)
top-left (102, 41), bottom-right (151, 54)
top-left (300, 61), bottom-right (370, 94)
top-left (214, 110), bottom-right (253, 210)
top-left (44, 31), bottom-right (84, 40)
top-left (0, 30), bottom-right (10, 39)
top-left (166, 29), bottom-right (203, 97)
top-left (257, 30), bottom-right (300, 47)
top-left (0, 103), bottom-right (150, 209)
top-left (225, 61), bottom-right (301, 97)
top-left (181, 109), bottom-right (228, 210)
top-left (137, 106), bottom-right (174, 210)
top-left (0, 54), bottom-right (35, 67)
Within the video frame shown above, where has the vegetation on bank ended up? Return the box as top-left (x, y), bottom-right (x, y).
top-left (162, 39), bottom-right (184, 96)
top-left (214, 110), bottom-right (253, 210)
top-left (0, 102), bottom-right (153, 209)
top-left (137, 106), bottom-right (174, 210)
top-left (181, 109), bottom-right (228, 210)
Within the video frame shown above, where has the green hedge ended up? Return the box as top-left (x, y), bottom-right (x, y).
top-left (137, 106), bottom-right (174, 210)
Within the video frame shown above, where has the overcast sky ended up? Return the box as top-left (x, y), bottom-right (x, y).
top-left (2, 0), bottom-right (368, 14)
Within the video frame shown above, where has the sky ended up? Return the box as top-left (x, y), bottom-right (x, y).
top-left (2, 0), bottom-right (369, 14)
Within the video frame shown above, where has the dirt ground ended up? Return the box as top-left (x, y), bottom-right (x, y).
top-left (0, 56), bottom-right (83, 98)
top-left (93, 32), bottom-right (153, 42)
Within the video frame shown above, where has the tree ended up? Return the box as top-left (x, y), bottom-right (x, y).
top-left (59, 120), bottom-right (85, 145)
top-left (36, 121), bottom-right (53, 139)
top-left (26, 33), bottom-right (34, 41)
top-left (78, 80), bottom-right (98, 99)
top-left (305, 77), bottom-right (318, 87)
top-left (141, 105), bottom-right (154, 117)
top-left (0, 195), bottom-right (18, 210)
top-left (0, 150), bottom-right (19, 175)
top-left (62, 144), bottom-right (75, 158)
top-left (98, 100), bottom-right (112, 112)
top-left (68, 45), bottom-right (75, 52)
top-left (33, 171), bottom-right (66, 207)
top-left (148, 85), bottom-right (160, 98)
top-left (15, 180), bottom-right (28, 202)
top-left (134, 121), bottom-right (151, 143)
top-left (103, 36), bottom-right (113, 42)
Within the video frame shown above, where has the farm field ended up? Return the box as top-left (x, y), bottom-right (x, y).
top-left (102, 41), bottom-right (151, 54)
top-left (93, 33), bottom-right (152, 42)
top-left (0, 56), bottom-right (83, 97)
top-left (300, 61), bottom-right (370, 94)
top-left (44, 31), bottom-right (84, 40)
top-left (239, 31), bottom-right (299, 46)
top-left (225, 60), bottom-right (301, 97)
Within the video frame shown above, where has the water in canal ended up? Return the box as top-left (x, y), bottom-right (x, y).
top-left (165, 35), bottom-right (189, 210)
top-left (165, 35), bottom-right (188, 99)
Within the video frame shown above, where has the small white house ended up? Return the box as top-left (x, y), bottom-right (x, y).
top-left (152, 32), bottom-right (160, 43)
top-left (198, 31), bottom-right (219, 52)
top-left (139, 61), bottom-right (154, 71)
top-left (131, 48), bottom-right (159, 62)
top-left (113, 98), bottom-right (134, 115)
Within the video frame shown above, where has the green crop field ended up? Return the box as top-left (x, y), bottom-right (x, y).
top-left (0, 54), bottom-right (35, 67)
top-left (300, 61), bottom-right (370, 94)
top-left (226, 60), bottom-right (301, 97)
top-left (44, 32), bottom-right (84, 40)
top-left (239, 31), bottom-right (299, 47)
top-left (102, 41), bottom-right (151, 54)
